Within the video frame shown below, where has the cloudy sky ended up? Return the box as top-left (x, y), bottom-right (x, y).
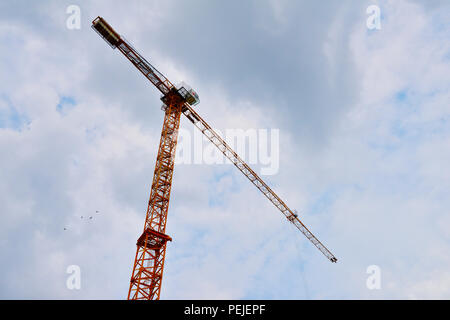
top-left (0, 0), bottom-right (449, 299)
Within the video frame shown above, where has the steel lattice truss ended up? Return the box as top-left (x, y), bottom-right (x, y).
top-left (182, 104), bottom-right (337, 263)
top-left (128, 103), bottom-right (182, 300)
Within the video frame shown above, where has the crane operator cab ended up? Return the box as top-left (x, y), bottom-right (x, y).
top-left (160, 82), bottom-right (200, 112)
top-left (176, 82), bottom-right (200, 106)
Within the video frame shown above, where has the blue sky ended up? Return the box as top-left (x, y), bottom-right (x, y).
top-left (0, 0), bottom-right (449, 299)
top-left (0, 95), bottom-right (29, 130)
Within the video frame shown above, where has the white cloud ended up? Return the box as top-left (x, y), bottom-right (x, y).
top-left (0, 0), bottom-right (449, 300)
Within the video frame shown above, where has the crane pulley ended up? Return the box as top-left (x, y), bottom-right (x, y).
top-left (92, 16), bottom-right (337, 300)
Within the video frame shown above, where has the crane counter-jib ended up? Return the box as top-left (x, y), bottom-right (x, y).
top-left (92, 17), bottom-right (173, 96)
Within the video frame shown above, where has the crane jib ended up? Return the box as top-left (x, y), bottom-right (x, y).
top-left (181, 103), bottom-right (338, 263)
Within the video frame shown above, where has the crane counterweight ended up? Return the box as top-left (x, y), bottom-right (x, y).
top-left (92, 17), bottom-right (120, 49)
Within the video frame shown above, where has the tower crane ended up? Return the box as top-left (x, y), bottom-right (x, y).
top-left (92, 16), bottom-right (337, 300)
